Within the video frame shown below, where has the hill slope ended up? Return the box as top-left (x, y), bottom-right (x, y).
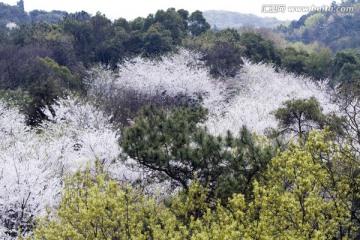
top-left (203, 10), bottom-right (287, 29)
top-left (278, 1), bottom-right (360, 52)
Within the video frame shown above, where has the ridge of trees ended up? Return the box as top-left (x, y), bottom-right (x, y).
top-left (1, 2), bottom-right (360, 127)
top-left (204, 10), bottom-right (288, 29)
top-left (277, 0), bottom-right (360, 52)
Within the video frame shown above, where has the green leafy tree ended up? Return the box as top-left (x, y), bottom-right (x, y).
top-left (249, 130), bottom-right (357, 239)
top-left (0, 2), bottom-right (29, 28)
top-left (10, 23), bottom-right (33, 46)
top-left (123, 30), bottom-right (144, 55)
top-left (183, 28), bottom-right (244, 78)
top-left (177, 9), bottom-right (189, 31)
top-left (129, 17), bottom-right (145, 31)
top-left (201, 40), bottom-right (243, 78)
top-left (304, 48), bottom-right (333, 80)
top-left (215, 126), bottom-right (277, 202)
top-left (332, 51), bottom-right (360, 86)
top-left (114, 17), bottom-right (131, 32)
top-left (20, 57), bottom-right (80, 125)
top-left (239, 31), bottom-right (280, 65)
top-left (280, 47), bottom-right (309, 75)
top-left (188, 10), bottom-right (210, 37)
top-left (90, 12), bottom-right (118, 66)
top-left (32, 164), bottom-right (182, 240)
top-left (274, 97), bottom-right (345, 138)
top-left (274, 97), bottom-right (325, 138)
top-left (16, 0), bottom-right (24, 13)
top-left (338, 63), bottom-right (360, 86)
top-left (143, 23), bottom-right (173, 57)
top-left (153, 8), bottom-right (186, 45)
top-left (333, 51), bottom-right (359, 77)
top-left (63, 15), bottom-right (94, 66)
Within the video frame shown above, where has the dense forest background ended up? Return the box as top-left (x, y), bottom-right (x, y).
top-left (0, 0), bottom-right (359, 125)
top-left (1, 0), bottom-right (360, 239)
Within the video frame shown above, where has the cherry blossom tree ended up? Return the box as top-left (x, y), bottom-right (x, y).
top-left (0, 97), bottom-right (137, 238)
top-left (86, 49), bottom-right (339, 137)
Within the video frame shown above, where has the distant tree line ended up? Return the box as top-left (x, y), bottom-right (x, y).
top-left (277, 0), bottom-right (360, 52)
top-left (0, 1), bottom-right (360, 127)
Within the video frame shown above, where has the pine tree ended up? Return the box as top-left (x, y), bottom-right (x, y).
top-left (120, 104), bottom-right (277, 202)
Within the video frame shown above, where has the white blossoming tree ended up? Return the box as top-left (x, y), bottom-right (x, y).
top-left (86, 49), bottom-right (339, 136)
top-left (0, 97), bottom-right (136, 238)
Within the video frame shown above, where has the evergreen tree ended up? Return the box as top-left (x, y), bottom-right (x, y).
top-left (120, 105), bottom-right (276, 201)
top-left (188, 10), bottom-right (210, 37)
top-left (16, 0), bottom-right (24, 13)
top-left (273, 97), bottom-right (345, 138)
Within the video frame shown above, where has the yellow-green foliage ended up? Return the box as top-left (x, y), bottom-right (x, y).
top-left (31, 130), bottom-right (359, 239)
top-left (32, 165), bottom-right (181, 240)
top-left (248, 130), bottom-right (354, 239)
top-left (305, 13), bottom-right (326, 28)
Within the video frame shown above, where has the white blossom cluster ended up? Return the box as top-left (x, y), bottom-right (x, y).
top-left (0, 98), bottom-right (133, 238)
top-left (88, 50), bottom-right (339, 136)
top-left (206, 61), bottom-right (339, 136)
top-left (86, 49), bottom-right (230, 113)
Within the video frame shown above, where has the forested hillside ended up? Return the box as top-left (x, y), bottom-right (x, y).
top-left (204, 10), bottom-right (287, 29)
top-left (0, 1), bottom-right (66, 27)
top-left (1, 0), bottom-right (360, 239)
top-left (277, 0), bottom-right (360, 52)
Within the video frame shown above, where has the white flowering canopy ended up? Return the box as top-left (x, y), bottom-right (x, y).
top-left (0, 98), bottom-right (136, 238)
top-left (88, 49), bottom-right (338, 136)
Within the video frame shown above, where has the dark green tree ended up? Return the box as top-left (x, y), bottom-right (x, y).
top-left (201, 40), bottom-right (243, 78)
top-left (120, 105), bottom-right (220, 192)
top-left (333, 51), bottom-right (358, 77)
top-left (338, 63), bottom-right (360, 86)
top-left (90, 13), bottom-right (119, 66)
top-left (114, 17), bottom-right (131, 32)
top-left (274, 97), bottom-right (324, 138)
top-left (10, 23), bottom-right (33, 46)
top-left (154, 8), bottom-right (186, 44)
top-left (184, 28), bottom-right (243, 78)
top-left (0, 28), bottom-right (7, 44)
top-left (130, 17), bottom-right (145, 31)
top-left (332, 51), bottom-right (360, 86)
top-left (63, 15), bottom-right (94, 66)
top-left (143, 14), bottom-right (154, 32)
top-left (240, 31), bottom-right (280, 65)
top-left (274, 97), bottom-right (345, 138)
top-left (280, 47), bottom-right (308, 75)
top-left (143, 23), bottom-right (173, 57)
top-left (304, 48), bottom-right (333, 80)
top-left (123, 30), bottom-right (144, 55)
top-left (20, 57), bottom-right (80, 125)
top-left (215, 126), bottom-right (277, 202)
top-left (121, 105), bottom-right (276, 202)
top-left (0, 2), bottom-right (29, 27)
top-left (67, 11), bottom-right (91, 21)
top-left (188, 10), bottom-right (210, 37)
top-left (177, 9), bottom-right (189, 31)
